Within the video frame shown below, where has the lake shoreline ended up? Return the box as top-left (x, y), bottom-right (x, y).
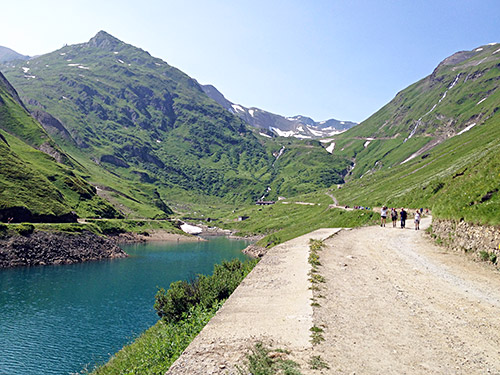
top-left (0, 230), bottom-right (127, 268)
top-left (0, 224), bottom-right (261, 268)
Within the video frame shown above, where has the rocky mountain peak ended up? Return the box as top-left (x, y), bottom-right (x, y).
top-left (87, 30), bottom-right (122, 50)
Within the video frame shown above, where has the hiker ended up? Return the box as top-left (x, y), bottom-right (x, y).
top-left (400, 208), bottom-right (407, 228)
top-left (391, 208), bottom-right (398, 227)
top-left (415, 210), bottom-right (421, 230)
top-left (380, 206), bottom-right (388, 227)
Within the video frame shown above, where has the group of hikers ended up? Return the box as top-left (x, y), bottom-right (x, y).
top-left (380, 206), bottom-right (427, 230)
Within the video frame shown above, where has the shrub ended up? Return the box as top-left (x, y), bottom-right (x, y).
top-left (154, 281), bottom-right (199, 323)
top-left (154, 258), bottom-right (258, 323)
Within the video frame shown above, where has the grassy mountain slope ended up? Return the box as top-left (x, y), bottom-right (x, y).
top-left (1, 31), bottom-right (348, 210)
top-left (332, 43), bottom-right (500, 180)
top-left (1, 32), bottom-right (270, 204)
top-left (0, 72), bottom-right (121, 221)
top-left (333, 44), bottom-right (500, 225)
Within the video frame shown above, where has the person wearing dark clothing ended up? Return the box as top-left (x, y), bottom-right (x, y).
top-left (400, 208), bottom-right (407, 228)
top-left (391, 208), bottom-right (398, 227)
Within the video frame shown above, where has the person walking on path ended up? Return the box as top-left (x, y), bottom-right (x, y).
top-left (380, 206), bottom-right (388, 227)
top-left (400, 208), bottom-right (407, 229)
top-left (415, 211), bottom-right (421, 230)
top-left (391, 208), bottom-right (398, 227)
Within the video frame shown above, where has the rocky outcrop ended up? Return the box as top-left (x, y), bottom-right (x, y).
top-left (100, 154), bottom-right (130, 168)
top-left (430, 219), bottom-right (500, 265)
top-left (31, 109), bottom-right (75, 144)
top-left (242, 244), bottom-right (267, 258)
top-left (0, 230), bottom-right (127, 268)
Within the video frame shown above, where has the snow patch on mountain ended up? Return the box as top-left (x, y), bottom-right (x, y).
top-left (270, 127), bottom-right (295, 137)
top-left (180, 223), bottom-right (202, 234)
top-left (326, 142), bottom-right (335, 154)
top-left (232, 104), bottom-right (245, 113)
top-left (307, 126), bottom-right (324, 137)
top-left (457, 123), bottom-right (477, 136)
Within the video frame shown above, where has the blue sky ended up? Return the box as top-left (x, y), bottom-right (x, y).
top-left (1, 0), bottom-right (499, 122)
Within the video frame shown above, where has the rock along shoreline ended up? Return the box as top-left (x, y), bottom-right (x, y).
top-left (0, 230), bottom-right (127, 268)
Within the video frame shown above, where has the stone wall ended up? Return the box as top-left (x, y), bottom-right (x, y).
top-left (430, 219), bottom-right (500, 265)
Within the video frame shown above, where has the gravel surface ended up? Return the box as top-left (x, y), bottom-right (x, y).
top-left (311, 217), bottom-right (500, 374)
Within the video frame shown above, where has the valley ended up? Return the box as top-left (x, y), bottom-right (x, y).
top-left (0, 29), bottom-right (499, 375)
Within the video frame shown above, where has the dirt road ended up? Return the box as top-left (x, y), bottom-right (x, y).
top-left (167, 217), bottom-right (500, 374)
top-left (312, 217), bottom-right (500, 374)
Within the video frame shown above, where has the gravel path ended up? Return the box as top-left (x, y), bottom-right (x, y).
top-left (311, 217), bottom-right (500, 374)
top-left (166, 217), bottom-right (500, 374)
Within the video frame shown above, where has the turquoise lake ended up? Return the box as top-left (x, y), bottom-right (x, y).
top-left (0, 237), bottom-right (249, 375)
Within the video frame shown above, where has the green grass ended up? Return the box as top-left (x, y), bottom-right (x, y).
top-left (310, 326), bottom-right (325, 345)
top-left (88, 303), bottom-right (219, 375)
top-left (236, 342), bottom-right (302, 375)
top-left (218, 198), bottom-right (377, 248)
top-left (309, 355), bottom-right (330, 370)
top-left (90, 258), bottom-right (257, 374)
top-left (85, 218), bottom-right (183, 235)
top-left (335, 112), bottom-right (500, 225)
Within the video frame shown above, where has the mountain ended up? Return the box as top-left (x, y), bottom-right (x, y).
top-left (0, 71), bottom-right (121, 222)
top-left (0, 31), bottom-right (349, 211)
top-left (0, 46), bottom-right (29, 63)
top-left (332, 43), bottom-right (500, 179)
top-left (333, 43), bottom-right (500, 225)
top-left (200, 84), bottom-right (357, 139)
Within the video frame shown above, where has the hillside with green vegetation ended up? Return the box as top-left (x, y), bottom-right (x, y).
top-left (329, 44), bottom-right (500, 225)
top-left (1, 35), bottom-right (498, 229)
top-left (0, 31), bottom-right (349, 214)
top-left (0, 71), bottom-right (121, 222)
top-left (329, 43), bottom-right (500, 180)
